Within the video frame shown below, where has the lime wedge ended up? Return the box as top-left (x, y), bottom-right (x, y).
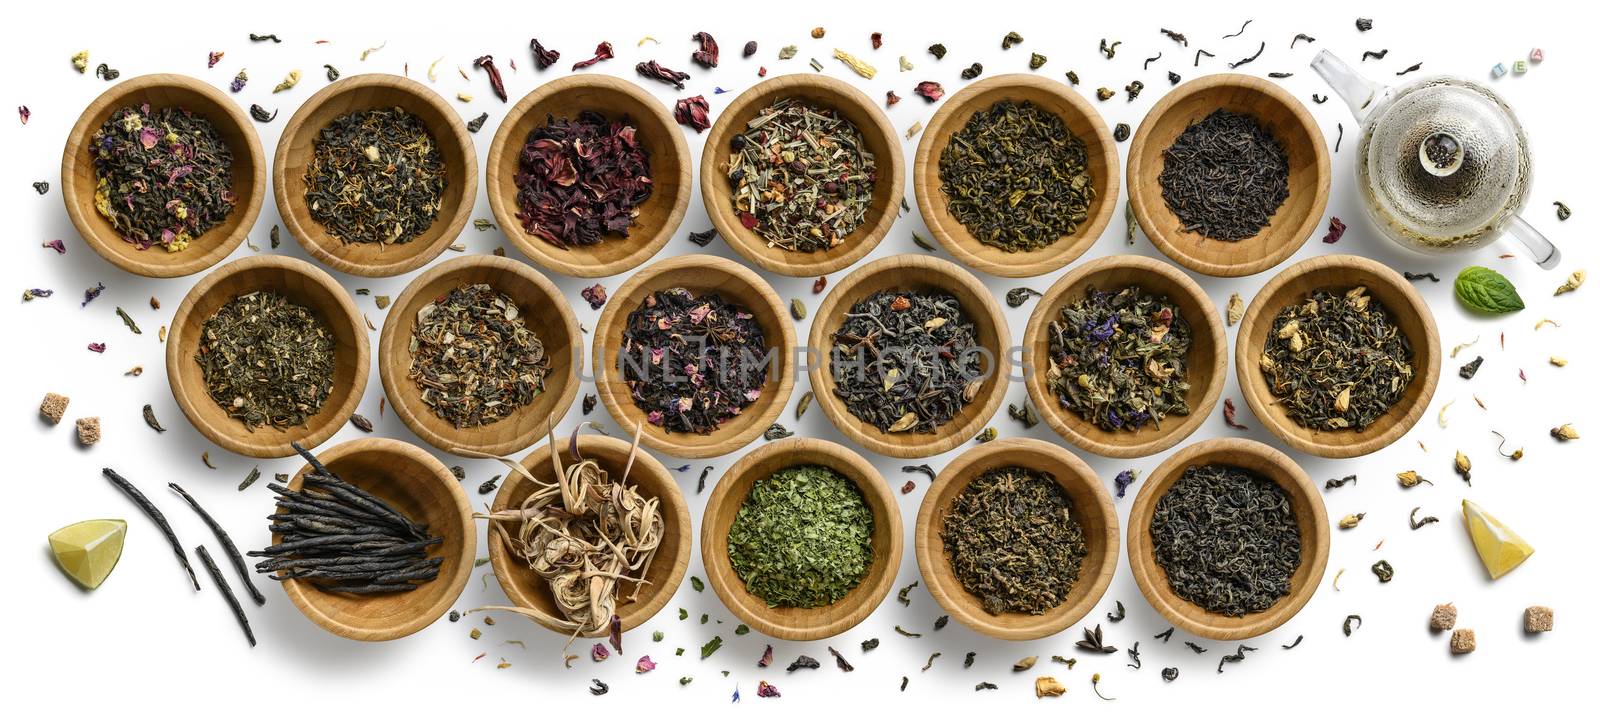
top-left (1462, 500), bottom-right (1533, 580)
top-left (49, 519), bottom-right (127, 590)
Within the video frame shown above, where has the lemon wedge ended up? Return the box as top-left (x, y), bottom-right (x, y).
top-left (49, 519), bottom-right (127, 590)
top-left (1462, 500), bottom-right (1533, 580)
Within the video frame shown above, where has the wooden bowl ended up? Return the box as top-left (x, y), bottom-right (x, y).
top-left (1022, 255), bottom-right (1226, 458)
top-left (808, 255), bottom-right (1009, 458)
top-left (488, 433), bottom-right (691, 636)
top-left (273, 74), bottom-right (476, 277)
top-left (700, 74), bottom-right (903, 277)
top-left (915, 438), bottom-right (1117, 640)
top-left (277, 438), bottom-right (475, 641)
top-left (593, 254), bottom-right (796, 459)
top-left (1127, 438), bottom-right (1329, 640)
top-left (1236, 254), bottom-right (1441, 458)
top-left (166, 255), bottom-right (369, 458)
top-left (700, 438), bottom-right (901, 640)
top-left (377, 255), bottom-right (581, 457)
top-left (1126, 74), bottom-right (1330, 278)
top-left (487, 75), bottom-right (690, 278)
top-left (61, 73), bottom-right (266, 278)
top-left (914, 74), bottom-right (1121, 278)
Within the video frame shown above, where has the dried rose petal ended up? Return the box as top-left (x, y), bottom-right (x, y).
top-left (914, 81), bottom-right (945, 102)
top-left (635, 655), bottom-right (657, 673)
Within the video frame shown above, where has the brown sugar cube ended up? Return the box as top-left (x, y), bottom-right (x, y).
top-left (1429, 603), bottom-right (1457, 631)
top-left (1525, 606), bottom-right (1554, 633)
top-left (75, 417), bottom-right (101, 445)
top-left (40, 393), bottom-right (70, 424)
top-left (1450, 628), bottom-right (1476, 655)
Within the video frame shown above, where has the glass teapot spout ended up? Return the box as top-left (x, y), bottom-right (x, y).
top-left (1311, 49), bottom-right (1387, 124)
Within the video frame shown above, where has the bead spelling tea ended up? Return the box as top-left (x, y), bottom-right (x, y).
top-left (1046, 286), bottom-right (1192, 432)
top-left (830, 290), bottom-right (983, 434)
top-left (514, 111), bottom-right (653, 248)
top-left (196, 291), bottom-right (335, 430)
top-left (938, 100), bottom-right (1094, 252)
top-left (1150, 464), bottom-right (1301, 616)
top-left (408, 283), bottom-right (551, 429)
top-left (251, 444), bottom-right (444, 595)
top-left (1259, 286), bottom-right (1414, 431)
top-left (304, 107), bottom-right (446, 245)
top-left (618, 288), bottom-right (769, 434)
top-left (726, 97), bottom-right (876, 252)
top-left (91, 104), bottom-right (236, 252)
top-left (1159, 109), bottom-right (1289, 241)
top-left (727, 465), bottom-right (873, 608)
top-left (942, 466), bottom-right (1087, 615)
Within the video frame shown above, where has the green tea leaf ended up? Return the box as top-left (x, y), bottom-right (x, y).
top-left (1455, 266), bottom-right (1524, 314)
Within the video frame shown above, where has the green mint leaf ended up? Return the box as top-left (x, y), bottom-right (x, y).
top-left (1454, 266), bottom-right (1524, 314)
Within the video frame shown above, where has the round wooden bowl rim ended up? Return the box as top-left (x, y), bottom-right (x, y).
top-left (806, 254), bottom-right (1010, 458)
top-left (913, 73), bottom-right (1122, 278)
top-left (279, 437), bottom-right (477, 641)
top-left (487, 75), bottom-right (691, 278)
top-left (487, 433), bottom-right (692, 636)
top-left (377, 254), bottom-right (582, 457)
top-left (61, 73), bottom-right (266, 278)
top-left (1126, 73), bottom-right (1330, 278)
top-left (592, 254), bottom-right (797, 459)
top-left (1126, 437), bottom-right (1329, 640)
top-left (1235, 254), bottom-right (1441, 458)
top-left (699, 437), bottom-right (902, 640)
top-left (699, 74), bottom-right (904, 277)
top-left (914, 438), bottom-right (1119, 640)
top-left (1021, 255), bottom-right (1227, 458)
top-left (165, 255), bottom-right (370, 458)
top-left (272, 73), bottom-right (477, 278)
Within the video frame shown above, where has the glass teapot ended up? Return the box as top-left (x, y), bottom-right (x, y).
top-left (1311, 50), bottom-right (1560, 268)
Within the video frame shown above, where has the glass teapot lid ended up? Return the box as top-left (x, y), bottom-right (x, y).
top-left (1362, 78), bottom-right (1530, 245)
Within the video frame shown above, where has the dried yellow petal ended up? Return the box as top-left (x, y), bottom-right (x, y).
top-left (1014, 655), bottom-right (1038, 671)
top-left (888, 412), bottom-right (919, 432)
top-left (1333, 386), bottom-right (1352, 413)
top-left (1551, 424), bottom-right (1579, 441)
top-left (1550, 356), bottom-right (1568, 367)
top-left (1226, 293), bottom-right (1243, 326)
top-left (72, 50), bottom-right (90, 72)
top-left (1035, 676), bottom-right (1066, 698)
top-left (272, 69), bottom-right (301, 93)
top-left (833, 49), bottom-right (877, 79)
top-left (1554, 269), bottom-right (1585, 295)
top-left (1338, 513), bottom-right (1365, 529)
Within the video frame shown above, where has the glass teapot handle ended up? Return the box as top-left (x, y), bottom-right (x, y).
top-left (1506, 215), bottom-right (1561, 269)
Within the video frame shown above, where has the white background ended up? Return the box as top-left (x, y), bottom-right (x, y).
top-left (4, 1), bottom-right (1595, 714)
